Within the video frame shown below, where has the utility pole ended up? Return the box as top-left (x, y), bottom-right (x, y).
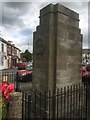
top-left (28, 43), bottom-right (29, 51)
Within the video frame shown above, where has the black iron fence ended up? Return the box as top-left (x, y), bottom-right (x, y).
top-left (0, 70), bottom-right (88, 119)
top-left (22, 83), bottom-right (87, 119)
top-left (1, 70), bottom-right (33, 92)
top-left (0, 70), bottom-right (20, 91)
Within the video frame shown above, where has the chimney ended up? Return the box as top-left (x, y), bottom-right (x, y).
top-left (8, 41), bottom-right (12, 44)
top-left (12, 44), bottom-right (15, 46)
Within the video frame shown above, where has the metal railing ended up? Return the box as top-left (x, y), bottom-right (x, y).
top-left (0, 70), bottom-right (20, 91)
top-left (22, 83), bottom-right (87, 119)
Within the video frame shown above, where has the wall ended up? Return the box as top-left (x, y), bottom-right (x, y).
top-left (0, 41), bottom-right (8, 70)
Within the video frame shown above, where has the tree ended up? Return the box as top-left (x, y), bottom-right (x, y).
top-left (22, 49), bottom-right (33, 62)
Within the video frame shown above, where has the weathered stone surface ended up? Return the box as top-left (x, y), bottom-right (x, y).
top-left (33, 3), bottom-right (82, 92)
top-left (8, 92), bottom-right (22, 118)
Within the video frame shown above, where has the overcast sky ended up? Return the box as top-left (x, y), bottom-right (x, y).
top-left (0, 0), bottom-right (90, 53)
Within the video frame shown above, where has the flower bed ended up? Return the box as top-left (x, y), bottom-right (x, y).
top-left (0, 82), bottom-right (14, 119)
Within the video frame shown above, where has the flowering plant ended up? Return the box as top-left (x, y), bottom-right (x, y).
top-left (0, 82), bottom-right (14, 118)
top-left (82, 72), bottom-right (88, 77)
top-left (82, 71), bottom-right (88, 83)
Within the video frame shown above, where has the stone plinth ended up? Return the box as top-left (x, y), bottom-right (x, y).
top-left (33, 3), bottom-right (82, 93)
top-left (8, 92), bottom-right (22, 118)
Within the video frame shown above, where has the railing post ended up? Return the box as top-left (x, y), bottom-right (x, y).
top-left (16, 72), bottom-right (19, 92)
top-left (52, 93), bottom-right (56, 118)
top-left (28, 94), bottom-right (31, 119)
top-left (86, 83), bottom-right (90, 120)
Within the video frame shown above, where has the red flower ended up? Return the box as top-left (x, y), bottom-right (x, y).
top-left (2, 83), bottom-right (7, 93)
top-left (0, 82), bottom-right (14, 103)
top-left (4, 88), bottom-right (8, 96)
top-left (8, 83), bottom-right (14, 92)
top-left (82, 73), bottom-right (88, 77)
top-left (0, 82), bottom-right (2, 87)
top-left (5, 93), bottom-right (10, 102)
top-left (0, 82), bottom-right (3, 93)
top-left (82, 68), bottom-right (86, 73)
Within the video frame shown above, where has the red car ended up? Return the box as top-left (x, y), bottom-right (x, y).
top-left (86, 63), bottom-right (90, 71)
top-left (17, 64), bottom-right (32, 82)
top-left (82, 67), bottom-right (86, 73)
top-left (82, 65), bottom-right (90, 83)
top-left (17, 62), bottom-right (28, 70)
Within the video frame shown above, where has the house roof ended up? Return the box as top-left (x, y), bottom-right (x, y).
top-left (0, 37), bottom-right (21, 51)
top-left (82, 49), bottom-right (90, 54)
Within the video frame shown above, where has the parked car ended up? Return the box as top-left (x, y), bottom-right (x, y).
top-left (86, 63), bottom-right (90, 71)
top-left (17, 64), bottom-right (32, 82)
top-left (17, 62), bottom-right (28, 70)
top-left (82, 63), bottom-right (86, 68)
top-left (82, 67), bottom-right (86, 74)
top-left (26, 64), bottom-right (33, 70)
top-left (82, 64), bottom-right (90, 83)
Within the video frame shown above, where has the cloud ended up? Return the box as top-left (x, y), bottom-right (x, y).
top-left (4, 2), bottom-right (30, 9)
top-left (0, 1), bottom-right (89, 53)
top-left (2, 0), bottom-right (90, 2)
top-left (1, 2), bottom-right (34, 52)
top-left (2, 2), bottom-right (30, 28)
top-left (20, 28), bottom-right (32, 36)
top-left (15, 35), bottom-right (33, 52)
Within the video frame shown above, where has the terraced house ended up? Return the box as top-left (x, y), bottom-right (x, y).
top-left (82, 49), bottom-right (90, 64)
top-left (0, 37), bottom-right (21, 70)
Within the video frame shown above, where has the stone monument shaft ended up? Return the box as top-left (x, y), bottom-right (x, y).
top-left (33, 4), bottom-right (82, 93)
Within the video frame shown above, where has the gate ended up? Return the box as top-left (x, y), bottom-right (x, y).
top-left (22, 83), bottom-right (87, 119)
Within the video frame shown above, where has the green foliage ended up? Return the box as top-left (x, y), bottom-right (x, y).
top-left (0, 95), bottom-right (8, 119)
top-left (22, 49), bottom-right (33, 62)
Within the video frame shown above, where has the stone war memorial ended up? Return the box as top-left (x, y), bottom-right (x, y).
top-left (6, 3), bottom-right (88, 120)
top-left (33, 3), bottom-right (82, 93)
top-left (7, 3), bottom-right (87, 119)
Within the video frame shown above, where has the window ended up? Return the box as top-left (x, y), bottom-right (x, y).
top-left (2, 43), bottom-right (4, 52)
top-left (1, 56), bottom-right (4, 66)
